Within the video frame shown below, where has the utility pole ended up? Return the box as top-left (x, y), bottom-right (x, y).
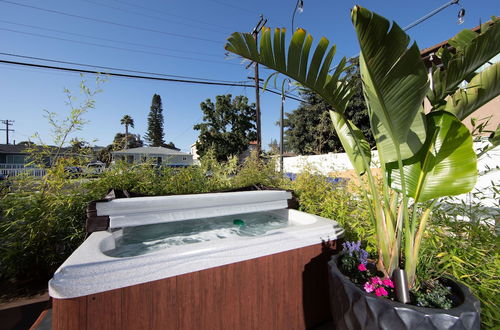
top-left (248, 15), bottom-right (267, 154)
top-left (0, 120), bottom-right (14, 144)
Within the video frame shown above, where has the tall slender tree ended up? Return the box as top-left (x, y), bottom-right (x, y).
top-left (145, 94), bottom-right (165, 146)
top-left (120, 115), bottom-right (134, 149)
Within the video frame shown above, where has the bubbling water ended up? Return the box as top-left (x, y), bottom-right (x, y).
top-left (105, 212), bottom-right (289, 258)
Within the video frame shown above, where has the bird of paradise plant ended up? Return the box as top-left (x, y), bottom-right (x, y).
top-left (225, 6), bottom-right (499, 287)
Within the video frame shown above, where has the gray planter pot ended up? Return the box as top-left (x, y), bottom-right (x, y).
top-left (328, 255), bottom-right (481, 330)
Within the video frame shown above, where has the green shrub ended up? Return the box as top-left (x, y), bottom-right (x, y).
top-left (0, 153), bottom-right (281, 290)
top-left (290, 170), bottom-right (376, 255)
top-left (416, 208), bottom-right (499, 328)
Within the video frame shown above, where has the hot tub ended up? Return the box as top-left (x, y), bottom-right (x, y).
top-left (50, 190), bottom-right (344, 329)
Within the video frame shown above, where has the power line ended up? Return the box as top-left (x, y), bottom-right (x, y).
top-left (0, 52), bottom-right (247, 83)
top-left (81, 0), bottom-right (228, 35)
top-left (0, 0), bottom-right (221, 44)
top-left (208, 0), bottom-right (259, 15)
top-left (403, 0), bottom-right (460, 31)
top-left (0, 58), bottom-right (304, 102)
top-left (0, 19), bottom-right (224, 58)
top-left (108, 0), bottom-right (234, 30)
top-left (0, 27), bottom-right (238, 66)
top-left (0, 59), bottom-right (254, 86)
top-left (0, 120), bottom-right (14, 145)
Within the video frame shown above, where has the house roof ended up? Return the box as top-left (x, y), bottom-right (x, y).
top-left (420, 18), bottom-right (497, 67)
top-left (111, 146), bottom-right (190, 156)
top-left (0, 144), bottom-right (29, 154)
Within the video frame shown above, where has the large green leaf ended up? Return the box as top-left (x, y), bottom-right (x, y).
top-left (444, 61), bottom-right (500, 121)
top-left (329, 110), bottom-right (371, 175)
top-left (387, 111), bottom-right (477, 202)
top-left (352, 6), bottom-right (429, 163)
top-left (428, 18), bottom-right (500, 107)
top-left (225, 28), bottom-right (354, 113)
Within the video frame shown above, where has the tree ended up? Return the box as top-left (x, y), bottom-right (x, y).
top-left (267, 139), bottom-right (279, 155)
top-left (283, 59), bottom-right (374, 155)
top-left (283, 90), bottom-right (341, 154)
top-left (112, 133), bottom-right (143, 150)
top-left (145, 94), bottom-right (165, 146)
top-left (162, 141), bottom-right (180, 150)
top-left (120, 115), bottom-right (134, 149)
top-left (194, 94), bottom-right (256, 161)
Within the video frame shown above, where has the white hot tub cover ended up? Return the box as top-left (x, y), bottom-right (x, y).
top-left (96, 190), bottom-right (293, 228)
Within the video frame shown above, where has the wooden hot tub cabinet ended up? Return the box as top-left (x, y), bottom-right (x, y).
top-left (52, 242), bottom-right (335, 330)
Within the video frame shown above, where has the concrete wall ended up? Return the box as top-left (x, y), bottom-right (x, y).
top-left (282, 151), bottom-right (379, 176)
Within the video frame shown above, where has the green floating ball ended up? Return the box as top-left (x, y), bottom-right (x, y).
top-left (233, 219), bottom-right (245, 226)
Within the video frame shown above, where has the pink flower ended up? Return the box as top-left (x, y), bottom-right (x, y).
top-left (364, 282), bottom-right (375, 293)
top-left (382, 278), bottom-right (394, 288)
top-left (370, 276), bottom-right (382, 285)
top-left (358, 263), bottom-right (367, 271)
top-left (375, 286), bottom-right (388, 297)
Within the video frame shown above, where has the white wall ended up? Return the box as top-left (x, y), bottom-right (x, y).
top-left (282, 151), bottom-right (379, 175)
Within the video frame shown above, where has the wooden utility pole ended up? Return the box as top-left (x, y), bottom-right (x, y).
top-left (0, 120), bottom-right (14, 144)
top-left (249, 15), bottom-right (267, 154)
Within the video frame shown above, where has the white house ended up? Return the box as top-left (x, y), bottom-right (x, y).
top-left (111, 146), bottom-right (193, 167)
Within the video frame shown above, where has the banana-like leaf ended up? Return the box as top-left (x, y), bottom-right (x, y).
top-left (428, 18), bottom-right (500, 106)
top-left (444, 61), bottom-right (500, 121)
top-left (329, 110), bottom-right (371, 175)
top-left (352, 6), bottom-right (429, 163)
top-left (225, 28), bottom-right (354, 113)
top-left (387, 111), bottom-right (477, 202)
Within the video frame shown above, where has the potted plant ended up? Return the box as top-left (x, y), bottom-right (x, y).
top-left (225, 5), bottom-right (499, 329)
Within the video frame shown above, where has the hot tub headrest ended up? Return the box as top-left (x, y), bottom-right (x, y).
top-left (88, 190), bottom-right (293, 231)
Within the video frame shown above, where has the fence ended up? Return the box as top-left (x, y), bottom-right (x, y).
top-left (0, 165), bottom-right (47, 178)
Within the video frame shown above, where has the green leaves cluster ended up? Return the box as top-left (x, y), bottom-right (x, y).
top-left (225, 6), bottom-right (499, 287)
top-left (193, 94), bottom-right (256, 162)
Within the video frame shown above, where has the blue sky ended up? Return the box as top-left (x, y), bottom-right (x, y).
top-left (1, 0), bottom-right (498, 152)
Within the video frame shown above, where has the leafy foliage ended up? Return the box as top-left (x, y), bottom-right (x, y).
top-left (413, 280), bottom-right (453, 309)
top-left (194, 94), bottom-right (256, 162)
top-left (284, 90), bottom-right (342, 154)
top-left (226, 6), bottom-right (497, 287)
top-left (283, 59), bottom-right (374, 155)
top-left (145, 94), bottom-right (165, 147)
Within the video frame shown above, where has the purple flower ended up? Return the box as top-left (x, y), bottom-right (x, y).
top-left (382, 278), bottom-right (394, 288)
top-left (375, 286), bottom-right (388, 297)
top-left (364, 282), bottom-right (375, 293)
top-left (358, 263), bottom-right (367, 271)
top-left (359, 249), bottom-right (368, 265)
top-left (341, 241), bottom-right (368, 264)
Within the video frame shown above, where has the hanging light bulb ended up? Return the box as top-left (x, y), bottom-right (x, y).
top-left (458, 8), bottom-right (465, 24)
top-left (297, 0), bottom-right (304, 14)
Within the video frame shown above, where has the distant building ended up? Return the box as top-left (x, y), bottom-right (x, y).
top-left (0, 143), bottom-right (63, 167)
top-left (111, 146), bottom-right (193, 167)
top-left (190, 142), bottom-right (199, 160)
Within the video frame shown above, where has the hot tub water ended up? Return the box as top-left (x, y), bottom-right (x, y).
top-left (105, 212), bottom-right (290, 258)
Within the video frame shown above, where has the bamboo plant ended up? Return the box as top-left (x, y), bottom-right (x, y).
top-left (225, 6), bottom-right (500, 287)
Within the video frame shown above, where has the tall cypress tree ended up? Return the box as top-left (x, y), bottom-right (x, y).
top-left (145, 94), bottom-right (165, 146)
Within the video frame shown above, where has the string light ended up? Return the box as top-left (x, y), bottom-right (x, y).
top-left (458, 7), bottom-right (466, 24)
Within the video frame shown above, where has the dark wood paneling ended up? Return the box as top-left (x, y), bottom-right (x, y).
top-left (152, 276), bottom-right (178, 330)
top-left (52, 296), bottom-right (86, 330)
top-left (86, 290), bottom-right (122, 330)
top-left (122, 282), bottom-right (152, 330)
top-left (53, 242), bottom-right (336, 329)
